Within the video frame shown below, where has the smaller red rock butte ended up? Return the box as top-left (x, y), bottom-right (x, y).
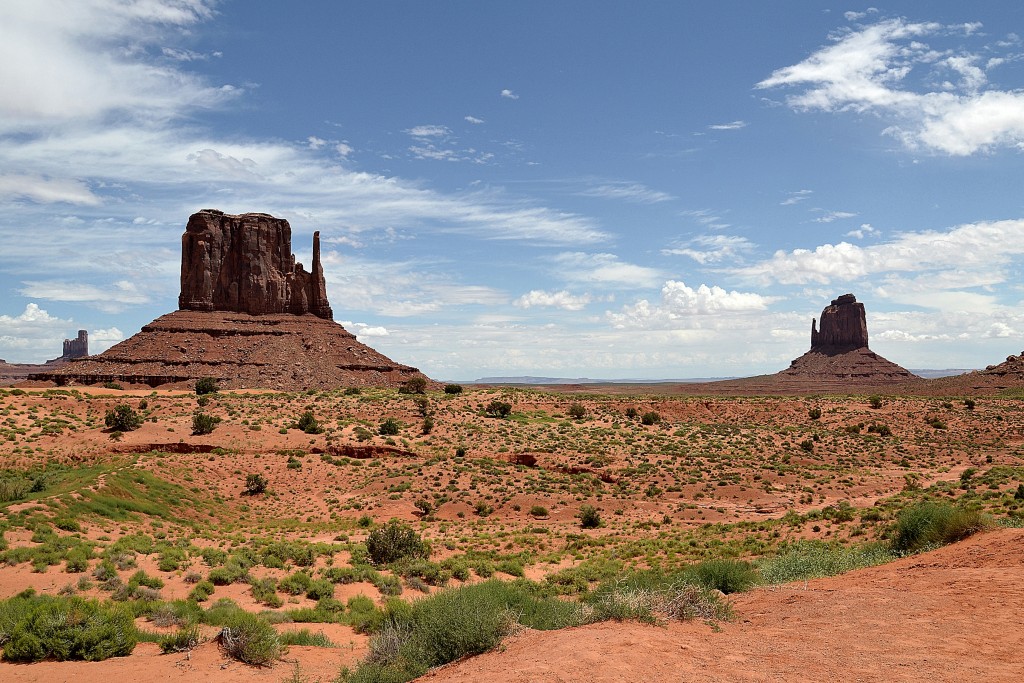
top-left (61, 330), bottom-right (89, 359)
top-left (777, 293), bottom-right (916, 385)
top-left (179, 209), bottom-right (333, 320)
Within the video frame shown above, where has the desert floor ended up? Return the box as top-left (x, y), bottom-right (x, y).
top-left (0, 383), bottom-right (1021, 681)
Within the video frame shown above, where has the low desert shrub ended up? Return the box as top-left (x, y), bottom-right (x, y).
top-left (104, 404), bottom-right (143, 432)
top-left (640, 411), bottom-right (661, 426)
top-left (443, 384), bottom-right (463, 395)
top-left (366, 520), bottom-right (429, 565)
top-left (484, 400), bottom-right (512, 418)
top-left (757, 541), bottom-right (895, 584)
top-left (188, 580), bottom-right (215, 602)
top-left (890, 502), bottom-right (990, 554)
top-left (192, 412), bottom-right (220, 435)
top-left (345, 580), bottom-right (584, 682)
top-left (0, 594), bottom-right (137, 662)
top-left (296, 411), bottom-right (324, 434)
top-left (250, 578), bottom-right (283, 607)
top-left (579, 505), bottom-right (601, 529)
top-left (278, 571), bottom-right (313, 596)
top-left (244, 474), bottom-right (268, 495)
top-left (587, 576), bottom-right (731, 624)
top-left (159, 624), bottom-right (201, 653)
top-left (398, 377), bottom-right (428, 395)
top-left (279, 629), bottom-right (335, 647)
top-left (378, 418), bottom-right (401, 436)
top-left (195, 377), bottom-right (219, 395)
top-left (683, 559), bottom-right (758, 594)
top-left (217, 611), bottom-right (281, 666)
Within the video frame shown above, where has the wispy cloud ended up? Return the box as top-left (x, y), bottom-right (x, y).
top-left (781, 189), bottom-right (813, 206)
top-left (578, 182), bottom-right (674, 203)
top-left (464, 115), bottom-right (485, 124)
top-left (0, 0), bottom-right (233, 132)
top-left (758, 17), bottom-right (1024, 155)
top-left (708, 120), bottom-right (747, 130)
top-left (552, 252), bottom-right (664, 289)
top-left (500, 89), bottom-right (519, 100)
top-left (0, 173), bottom-right (101, 206)
top-left (813, 210), bottom-right (858, 223)
top-left (161, 47), bottom-right (221, 62)
top-left (405, 125), bottom-right (451, 138)
top-left (321, 252), bottom-right (509, 318)
top-left (19, 279), bottom-right (151, 313)
top-left (662, 234), bottom-right (755, 264)
top-left (681, 208), bottom-right (731, 231)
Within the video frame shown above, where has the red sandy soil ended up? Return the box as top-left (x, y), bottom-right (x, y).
top-left (0, 640), bottom-right (361, 682)
top-left (423, 528), bottom-right (1024, 683)
top-left (4, 529), bottom-right (1019, 683)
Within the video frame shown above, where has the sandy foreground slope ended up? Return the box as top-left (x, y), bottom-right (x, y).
top-left (422, 528), bottom-right (1024, 683)
top-left (1, 528), bottom-right (1019, 682)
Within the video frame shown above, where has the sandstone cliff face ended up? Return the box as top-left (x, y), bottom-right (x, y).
top-left (179, 210), bottom-right (333, 319)
top-left (810, 293), bottom-right (869, 350)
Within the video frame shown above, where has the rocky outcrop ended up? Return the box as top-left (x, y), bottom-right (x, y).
top-left (811, 294), bottom-right (868, 350)
top-left (772, 293), bottom-right (916, 386)
top-left (179, 209), bottom-right (333, 319)
top-left (46, 330), bottom-right (88, 364)
top-left (37, 209), bottom-right (427, 390)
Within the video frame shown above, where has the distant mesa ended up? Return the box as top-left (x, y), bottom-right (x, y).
top-left (40, 210), bottom-right (425, 390)
top-left (48, 330), bottom-right (88, 364)
top-left (1, 330), bottom-right (88, 386)
top-left (779, 293), bottom-right (916, 384)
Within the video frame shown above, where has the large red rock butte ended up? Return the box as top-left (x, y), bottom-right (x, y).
top-left (39, 210), bottom-right (425, 390)
top-left (179, 210), bottom-right (333, 319)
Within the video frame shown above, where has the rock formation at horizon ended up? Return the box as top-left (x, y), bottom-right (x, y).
top-left (39, 210), bottom-right (424, 390)
top-left (774, 293), bottom-right (915, 385)
top-left (180, 210), bottom-right (333, 319)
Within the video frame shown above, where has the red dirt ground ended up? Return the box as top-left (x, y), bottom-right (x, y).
top-left (422, 528), bottom-right (1024, 683)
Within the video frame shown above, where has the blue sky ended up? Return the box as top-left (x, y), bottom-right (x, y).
top-left (2, 1), bottom-right (1024, 379)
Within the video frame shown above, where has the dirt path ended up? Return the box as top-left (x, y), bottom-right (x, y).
top-left (421, 528), bottom-right (1024, 683)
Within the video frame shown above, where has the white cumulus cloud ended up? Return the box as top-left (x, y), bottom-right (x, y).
top-left (608, 281), bottom-right (777, 329)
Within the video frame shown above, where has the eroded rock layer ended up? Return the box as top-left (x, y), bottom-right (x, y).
top-left (38, 311), bottom-right (423, 390)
